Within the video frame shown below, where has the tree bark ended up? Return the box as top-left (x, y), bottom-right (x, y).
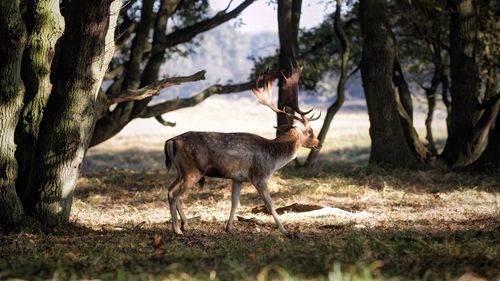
top-left (25, 0), bottom-right (120, 224)
top-left (0, 0), bottom-right (27, 227)
top-left (424, 72), bottom-right (440, 155)
top-left (392, 57), bottom-right (413, 121)
top-left (441, 0), bottom-right (481, 166)
top-left (15, 0), bottom-right (65, 206)
top-left (359, 0), bottom-right (421, 168)
top-left (90, 0), bottom-right (155, 147)
top-left (276, 0), bottom-right (302, 134)
top-left (304, 0), bottom-right (348, 167)
top-left (469, 112), bottom-right (500, 170)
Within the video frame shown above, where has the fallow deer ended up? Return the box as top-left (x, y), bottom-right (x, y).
top-left (164, 66), bottom-right (320, 236)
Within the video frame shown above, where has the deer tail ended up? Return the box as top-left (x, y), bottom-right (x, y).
top-left (164, 139), bottom-right (175, 173)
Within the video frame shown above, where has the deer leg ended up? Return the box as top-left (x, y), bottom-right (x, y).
top-left (167, 178), bottom-right (183, 235)
top-left (226, 181), bottom-right (242, 233)
top-left (176, 199), bottom-right (188, 231)
top-left (253, 180), bottom-right (288, 234)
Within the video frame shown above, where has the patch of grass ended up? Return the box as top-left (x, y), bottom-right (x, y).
top-left (1, 224), bottom-right (498, 280)
top-left (2, 136), bottom-right (499, 280)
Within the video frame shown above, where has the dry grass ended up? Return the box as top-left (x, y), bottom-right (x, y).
top-left (1, 108), bottom-right (499, 280)
top-left (1, 142), bottom-right (499, 280)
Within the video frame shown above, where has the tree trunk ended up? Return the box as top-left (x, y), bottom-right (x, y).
top-left (276, 0), bottom-right (302, 134)
top-left (0, 0), bottom-right (27, 227)
top-left (424, 73), bottom-right (440, 155)
top-left (441, 0), bottom-right (481, 166)
top-left (469, 113), bottom-right (500, 170)
top-left (15, 0), bottom-right (65, 206)
top-left (304, 0), bottom-right (348, 167)
top-left (24, 0), bottom-right (120, 224)
top-left (359, 0), bottom-right (421, 168)
top-left (90, 0), bottom-right (155, 147)
top-left (392, 57), bottom-right (413, 121)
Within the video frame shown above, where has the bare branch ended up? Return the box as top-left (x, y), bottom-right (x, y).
top-left (108, 70), bottom-right (206, 105)
top-left (152, 0), bottom-right (255, 55)
top-left (140, 81), bottom-right (252, 118)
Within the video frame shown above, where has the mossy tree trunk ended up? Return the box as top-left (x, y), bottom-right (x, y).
top-left (359, 0), bottom-right (422, 168)
top-left (23, 0), bottom-right (120, 224)
top-left (15, 0), bottom-right (65, 207)
top-left (0, 0), bottom-right (27, 227)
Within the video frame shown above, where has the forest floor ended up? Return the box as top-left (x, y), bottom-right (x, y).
top-left (1, 101), bottom-right (499, 280)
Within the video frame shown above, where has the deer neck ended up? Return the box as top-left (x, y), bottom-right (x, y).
top-left (269, 128), bottom-right (301, 170)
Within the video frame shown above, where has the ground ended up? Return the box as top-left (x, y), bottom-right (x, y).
top-left (0, 100), bottom-right (498, 280)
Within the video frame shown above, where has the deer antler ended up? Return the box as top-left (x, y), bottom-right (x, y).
top-left (252, 71), bottom-right (282, 114)
top-left (252, 67), bottom-right (321, 124)
top-left (281, 62), bottom-right (313, 116)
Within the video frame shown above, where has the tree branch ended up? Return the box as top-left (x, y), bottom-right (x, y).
top-left (155, 115), bottom-right (176, 127)
top-left (304, 0), bottom-right (349, 167)
top-left (107, 70), bottom-right (206, 105)
top-left (104, 65), bottom-right (124, 80)
top-left (151, 0), bottom-right (255, 55)
top-left (140, 81), bottom-right (252, 118)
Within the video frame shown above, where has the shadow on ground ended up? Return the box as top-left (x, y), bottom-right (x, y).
top-left (2, 145), bottom-right (498, 280)
top-left (1, 218), bottom-right (498, 280)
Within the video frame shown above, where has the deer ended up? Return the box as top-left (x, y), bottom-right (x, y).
top-left (163, 65), bottom-right (321, 236)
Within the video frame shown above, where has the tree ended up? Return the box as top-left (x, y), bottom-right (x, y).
top-left (439, 0), bottom-right (499, 167)
top-left (1, 0), bottom-right (234, 229)
top-left (358, 0), bottom-right (423, 168)
top-left (276, 0), bottom-right (303, 133)
top-left (0, 0), bottom-right (121, 228)
top-left (298, 0), bottom-right (499, 170)
top-left (303, 0), bottom-right (349, 167)
top-left (0, 0), bottom-right (27, 227)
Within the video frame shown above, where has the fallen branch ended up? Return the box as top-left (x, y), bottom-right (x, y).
top-left (250, 203), bottom-right (373, 219)
top-left (252, 203), bottom-right (323, 215)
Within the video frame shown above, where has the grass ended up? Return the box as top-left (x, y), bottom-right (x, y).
top-left (1, 135), bottom-right (499, 280)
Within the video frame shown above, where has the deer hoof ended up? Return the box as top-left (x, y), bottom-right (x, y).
top-left (181, 222), bottom-right (188, 232)
top-left (285, 231), bottom-right (302, 240)
top-left (173, 227), bottom-right (183, 235)
top-left (225, 225), bottom-right (233, 233)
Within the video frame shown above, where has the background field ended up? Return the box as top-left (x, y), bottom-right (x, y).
top-left (1, 99), bottom-right (498, 280)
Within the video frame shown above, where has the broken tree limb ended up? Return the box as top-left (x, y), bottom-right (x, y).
top-left (155, 115), bottom-right (176, 127)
